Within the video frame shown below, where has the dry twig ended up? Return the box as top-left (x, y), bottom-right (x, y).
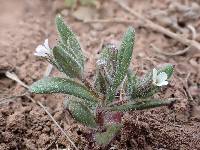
top-left (26, 95), bottom-right (77, 150)
top-left (43, 64), bottom-right (53, 77)
top-left (113, 0), bottom-right (200, 51)
top-left (151, 24), bottom-right (197, 56)
top-left (150, 44), bottom-right (191, 56)
top-left (5, 71), bottom-right (29, 89)
top-left (84, 18), bottom-right (136, 24)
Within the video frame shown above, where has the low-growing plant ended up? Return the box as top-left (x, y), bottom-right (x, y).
top-left (30, 15), bottom-right (175, 147)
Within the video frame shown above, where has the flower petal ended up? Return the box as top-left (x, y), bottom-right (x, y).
top-left (96, 59), bottom-right (107, 66)
top-left (156, 80), bottom-right (168, 86)
top-left (44, 39), bottom-right (50, 50)
top-left (34, 52), bottom-right (47, 57)
top-left (34, 51), bottom-right (43, 56)
top-left (34, 52), bottom-right (44, 57)
top-left (157, 72), bottom-right (168, 82)
top-left (35, 45), bottom-right (45, 52)
top-left (35, 45), bottom-right (48, 57)
top-left (162, 81), bottom-right (168, 85)
top-left (152, 68), bottom-right (157, 84)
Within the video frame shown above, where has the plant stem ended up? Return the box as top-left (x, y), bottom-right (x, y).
top-left (82, 78), bottom-right (100, 99)
top-left (96, 108), bottom-right (105, 127)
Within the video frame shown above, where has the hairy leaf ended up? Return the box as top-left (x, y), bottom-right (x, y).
top-left (99, 43), bottom-right (118, 73)
top-left (126, 69), bottom-right (137, 96)
top-left (95, 44), bottom-right (119, 94)
top-left (58, 42), bottom-right (80, 65)
top-left (55, 15), bottom-right (84, 67)
top-left (106, 99), bottom-right (175, 112)
top-left (64, 97), bottom-right (97, 128)
top-left (107, 27), bottom-right (135, 103)
top-left (29, 77), bottom-right (98, 106)
top-left (132, 64), bottom-right (174, 99)
top-left (94, 70), bottom-right (108, 95)
top-left (53, 46), bottom-right (83, 78)
top-left (157, 63), bottom-right (174, 79)
top-left (100, 43), bottom-right (117, 60)
top-left (95, 124), bottom-right (122, 146)
top-left (132, 71), bottom-right (157, 98)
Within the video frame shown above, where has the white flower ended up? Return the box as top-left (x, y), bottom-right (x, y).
top-left (96, 59), bottom-right (107, 66)
top-left (34, 39), bottom-right (51, 57)
top-left (152, 68), bottom-right (168, 86)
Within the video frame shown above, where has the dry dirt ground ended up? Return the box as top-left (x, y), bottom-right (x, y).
top-left (0, 0), bottom-right (200, 149)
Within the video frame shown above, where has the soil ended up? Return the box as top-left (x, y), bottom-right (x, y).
top-left (0, 0), bottom-right (200, 149)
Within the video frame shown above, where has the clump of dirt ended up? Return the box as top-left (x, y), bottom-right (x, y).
top-left (0, 0), bottom-right (200, 149)
top-left (118, 111), bottom-right (200, 149)
top-left (0, 100), bottom-right (88, 149)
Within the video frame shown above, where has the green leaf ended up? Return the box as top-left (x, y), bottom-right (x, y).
top-left (58, 42), bottom-right (80, 65)
top-left (99, 43), bottom-right (118, 78)
top-left (53, 46), bottom-right (83, 78)
top-left (100, 44), bottom-right (116, 60)
top-left (94, 70), bottom-right (108, 95)
top-left (29, 77), bottom-right (98, 107)
top-left (55, 15), bottom-right (84, 67)
top-left (95, 44), bottom-right (119, 94)
top-left (157, 63), bottom-right (174, 79)
top-left (131, 64), bottom-right (174, 99)
top-left (106, 27), bottom-right (135, 103)
top-left (106, 99), bottom-right (175, 112)
top-left (95, 123), bottom-right (122, 146)
top-left (132, 71), bottom-right (156, 99)
top-left (126, 69), bottom-right (137, 95)
top-left (64, 97), bottom-right (97, 128)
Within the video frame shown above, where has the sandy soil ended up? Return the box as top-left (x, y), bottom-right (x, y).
top-left (0, 0), bottom-right (200, 149)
